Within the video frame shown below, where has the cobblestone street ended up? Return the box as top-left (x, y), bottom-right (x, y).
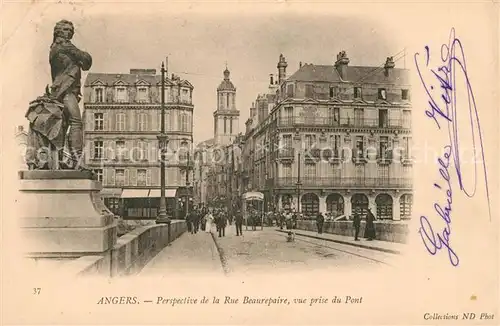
top-left (139, 226), bottom-right (401, 277)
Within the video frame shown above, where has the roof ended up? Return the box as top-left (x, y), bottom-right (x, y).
top-left (287, 63), bottom-right (410, 85)
top-left (85, 72), bottom-right (194, 89)
top-left (217, 80), bottom-right (236, 91)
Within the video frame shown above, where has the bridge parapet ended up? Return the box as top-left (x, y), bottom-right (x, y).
top-left (63, 220), bottom-right (186, 277)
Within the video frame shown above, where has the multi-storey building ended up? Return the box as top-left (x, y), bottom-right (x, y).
top-left (240, 52), bottom-right (413, 220)
top-left (83, 68), bottom-right (194, 218)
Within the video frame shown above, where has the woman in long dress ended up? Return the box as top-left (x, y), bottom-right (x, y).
top-left (205, 212), bottom-right (214, 233)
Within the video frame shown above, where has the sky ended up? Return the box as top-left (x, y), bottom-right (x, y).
top-left (9, 6), bottom-right (404, 144)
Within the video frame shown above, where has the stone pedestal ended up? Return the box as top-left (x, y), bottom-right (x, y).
top-left (18, 170), bottom-right (117, 258)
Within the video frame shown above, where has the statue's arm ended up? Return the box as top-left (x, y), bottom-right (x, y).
top-left (61, 42), bottom-right (92, 71)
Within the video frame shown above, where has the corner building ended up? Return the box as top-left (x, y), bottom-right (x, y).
top-left (83, 68), bottom-right (194, 218)
top-left (242, 52), bottom-right (413, 220)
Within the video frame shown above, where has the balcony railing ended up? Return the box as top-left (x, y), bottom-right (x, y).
top-left (278, 147), bottom-right (295, 158)
top-left (275, 177), bottom-right (412, 188)
top-left (278, 117), bottom-right (405, 129)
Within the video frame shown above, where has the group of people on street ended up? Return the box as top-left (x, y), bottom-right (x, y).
top-left (185, 207), bottom-right (244, 238)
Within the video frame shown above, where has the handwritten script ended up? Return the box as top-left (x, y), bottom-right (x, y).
top-left (414, 28), bottom-right (491, 267)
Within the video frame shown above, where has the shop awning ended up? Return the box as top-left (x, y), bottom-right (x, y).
top-left (99, 188), bottom-right (123, 198)
top-left (121, 189), bottom-right (150, 198)
top-left (148, 189), bottom-right (177, 198)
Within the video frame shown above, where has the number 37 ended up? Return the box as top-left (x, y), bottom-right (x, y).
top-left (33, 288), bottom-right (41, 295)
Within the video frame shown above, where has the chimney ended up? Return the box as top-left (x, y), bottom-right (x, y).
top-left (299, 61), bottom-right (302, 68)
top-left (269, 74), bottom-right (274, 85)
top-left (384, 56), bottom-right (395, 77)
top-left (334, 50), bottom-right (350, 80)
top-left (277, 54), bottom-right (288, 84)
top-left (17, 125), bottom-right (24, 133)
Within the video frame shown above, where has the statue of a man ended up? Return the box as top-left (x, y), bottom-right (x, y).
top-left (49, 19), bottom-right (92, 169)
top-left (25, 20), bottom-right (92, 170)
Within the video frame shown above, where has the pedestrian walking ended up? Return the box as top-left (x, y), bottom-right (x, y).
top-left (235, 210), bottom-right (243, 236)
top-left (364, 208), bottom-right (377, 241)
top-left (217, 213), bottom-right (227, 237)
top-left (205, 211), bottom-right (214, 233)
top-left (316, 212), bottom-right (325, 234)
top-left (352, 208), bottom-right (361, 241)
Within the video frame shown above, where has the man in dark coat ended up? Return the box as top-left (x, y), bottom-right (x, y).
top-left (192, 210), bottom-right (200, 234)
top-left (352, 209), bottom-right (361, 241)
top-left (235, 210), bottom-right (243, 236)
top-left (364, 208), bottom-right (377, 241)
top-left (186, 210), bottom-right (193, 234)
top-left (316, 212), bottom-right (325, 234)
top-left (217, 212), bottom-right (227, 237)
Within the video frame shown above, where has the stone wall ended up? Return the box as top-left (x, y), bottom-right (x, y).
top-left (295, 220), bottom-right (409, 244)
top-left (68, 220), bottom-right (186, 277)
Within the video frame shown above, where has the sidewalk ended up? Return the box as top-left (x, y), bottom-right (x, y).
top-left (275, 228), bottom-right (406, 254)
top-left (139, 227), bottom-right (223, 276)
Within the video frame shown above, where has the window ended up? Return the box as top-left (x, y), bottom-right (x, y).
top-left (400, 194), bottom-right (413, 219)
top-left (378, 88), bottom-right (387, 100)
top-left (178, 112), bottom-right (188, 132)
top-left (94, 113), bottom-right (104, 131)
top-left (354, 108), bottom-right (364, 127)
top-left (402, 110), bottom-right (411, 129)
top-left (355, 136), bottom-right (364, 158)
top-left (138, 112), bottom-right (148, 131)
top-left (95, 169), bottom-right (103, 182)
top-left (224, 117), bottom-right (227, 134)
top-left (95, 88), bottom-right (104, 103)
top-left (115, 87), bottom-right (127, 102)
top-left (138, 141), bottom-right (147, 161)
top-left (282, 134), bottom-right (292, 148)
top-left (227, 93), bottom-right (230, 108)
top-left (137, 87), bottom-right (148, 102)
top-left (305, 163), bottom-right (316, 178)
top-left (378, 165), bottom-right (389, 180)
top-left (93, 141), bottom-right (103, 159)
top-left (378, 109), bottom-right (388, 128)
top-left (179, 141), bottom-right (188, 161)
top-left (402, 89), bottom-right (409, 100)
top-left (229, 117), bottom-right (233, 134)
top-left (403, 136), bottom-right (412, 158)
top-left (304, 134), bottom-right (316, 149)
top-left (330, 134), bottom-right (341, 156)
top-left (329, 86), bottom-right (334, 98)
top-left (116, 140), bottom-right (126, 161)
top-left (379, 136), bottom-right (389, 159)
top-left (182, 89), bottom-right (189, 103)
top-left (287, 84), bottom-right (294, 97)
top-left (116, 113), bottom-right (126, 131)
top-left (328, 107), bottom-right (340, 125)
top-left (354, 87), bottom-right (361, 98)
top-left (137, 169), bottom-right (147, 186)
top-left (116, 169), bottom-right (125, 186)
top-left (282, 163), bottom-right (292, 178)
top-left (305, 85), bottom-right (314, 99)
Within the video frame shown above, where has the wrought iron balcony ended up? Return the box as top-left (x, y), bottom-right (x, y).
top-left (277, 116), bottom-right (406, 129)
top-left (277, 147), bottom-right (295, 158)
top-left (274, 177), bottom-right (412, 188)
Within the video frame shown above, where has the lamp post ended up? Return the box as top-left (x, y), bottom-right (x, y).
top-left (185, 148), bottom-right (190, 218)
top-left (296, 151), bottom-right (302, 214)
top-left (156, 61), bottom-right (170, 225)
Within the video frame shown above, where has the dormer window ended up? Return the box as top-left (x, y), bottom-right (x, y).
top-left (115, 87), bottom-right (127, 102)
top-left (402, 89), bottom-right (409, 100)
top-left (354, 87), bottom-right (361, 99)
top-left (137, 87), bottom-right (148, 102)
top-left (378, 88), bottom-right (387, 100)
top-left (95, 88), bottom-right (104, 103)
